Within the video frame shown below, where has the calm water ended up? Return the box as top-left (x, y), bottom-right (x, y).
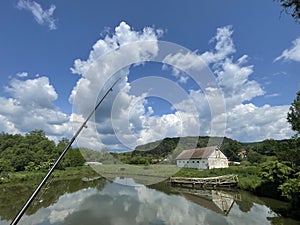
top-left (1, 177), bottom-right (300, 225)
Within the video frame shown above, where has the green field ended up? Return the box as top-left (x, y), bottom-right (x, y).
top-left (0, 166), bottom-right (98, 184)
top-left (90, 164), bottom-right (178, 185)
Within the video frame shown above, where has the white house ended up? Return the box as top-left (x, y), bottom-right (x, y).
top-left (175, 146), bottom-right (229, 169)
top-left (84, 162), bottom-right (102, 166)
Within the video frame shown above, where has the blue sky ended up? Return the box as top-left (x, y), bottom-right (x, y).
top-left (0, 0), bottom-right (299, 151)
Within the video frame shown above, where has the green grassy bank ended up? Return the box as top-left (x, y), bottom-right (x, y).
top-left (0, 166), bottom-right (98, 184)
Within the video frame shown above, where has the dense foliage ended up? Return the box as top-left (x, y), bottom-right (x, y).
top-left (0, 130), bottom-right (85, 175)
top-left (275, 0), bottom-right (300, 21)
top-left (287, 90), bottom-right (300, 135)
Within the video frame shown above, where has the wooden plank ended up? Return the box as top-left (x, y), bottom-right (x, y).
top-left (170, 174), bottom-right (238, 188)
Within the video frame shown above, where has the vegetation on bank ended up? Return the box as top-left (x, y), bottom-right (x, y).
top-left (174, 160), bottom-right (300, 219)
top-left (0, 166), bottom-right (98, 184)
top-left (0, 130), bottom-right (85, 176)
top-left (0, 130), bottom-right (299, 207)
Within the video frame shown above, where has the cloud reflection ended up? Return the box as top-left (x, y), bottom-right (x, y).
top-left (10, 178), bottom-right (279, 225)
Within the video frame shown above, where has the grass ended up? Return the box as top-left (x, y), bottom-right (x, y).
top-left (93, 164), bottom-right (179, 176)
top-left (174, 166), bottom-right (258, 177)
top-left (174, 166), bottom-right (262, 192)
top-left (90, 163), bottom-right (262, 191)
top-left (0, 166), bottom-right (98, 184)
top-left (91, 164), bottom-right (179, 185)
top-left (1, 164), bottom-right (262, 192)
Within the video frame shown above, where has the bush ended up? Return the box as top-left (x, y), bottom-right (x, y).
top-left (238, 175), bottom-right (262, 192)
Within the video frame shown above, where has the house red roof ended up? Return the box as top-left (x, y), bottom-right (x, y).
top-left (175, 146), bottom-right (218, 160)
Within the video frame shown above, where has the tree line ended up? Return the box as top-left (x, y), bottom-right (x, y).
top-left (0, 130), bottom-right (85, 175)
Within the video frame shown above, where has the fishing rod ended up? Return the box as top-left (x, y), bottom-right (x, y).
top-left (10, 78), bottom-right (121, 225)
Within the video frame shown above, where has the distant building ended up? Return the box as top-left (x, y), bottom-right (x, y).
top-left (239, 149), bottom-right (247, 159)
top-left (175, 146), bottom-right (229, 169)
top-left (84, 162), bottom-right (102, 166)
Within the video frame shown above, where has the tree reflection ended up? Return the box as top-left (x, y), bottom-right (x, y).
top-left (0, 177), bottom-right (105, 221)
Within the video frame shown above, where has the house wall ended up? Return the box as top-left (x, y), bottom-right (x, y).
top-left (176, 150), bottom-right (229, 169)
top-left (207, 158), bottom-right (228, 169)
top-left (207, 150), bottom-right (229, 169)
top-left (176, 159), bottom-right (208, 169)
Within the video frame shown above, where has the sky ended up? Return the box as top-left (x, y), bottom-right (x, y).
top-left (0, 0), bottom-right (300, 151)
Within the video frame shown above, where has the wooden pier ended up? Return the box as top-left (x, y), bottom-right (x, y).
top-left (170, 174), bottom-right (238, 188)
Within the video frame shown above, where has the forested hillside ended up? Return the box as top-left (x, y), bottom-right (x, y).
top-left (1, 130), bottom-right (299, 172)
top-left (114, 136), bottom-right (300, 169)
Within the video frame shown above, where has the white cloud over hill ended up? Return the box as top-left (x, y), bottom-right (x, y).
top-left (0, 22), bottom-right (294, 150)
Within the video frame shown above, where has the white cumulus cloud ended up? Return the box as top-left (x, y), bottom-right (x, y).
top-left (275, 37), bottom-right (300, 62)
top-left (162, 25), bottom-right (292, 142)
top-left (68, 22), bottom-right (294, 150)
top-left (0, 22), bottom-right (294, 151)
top-left (69, 22), bottom-right (167, 150)
top-left (17, 0), bottom-right (57, 30)
top-left (0, 76), bottom-right (70, 140)
top-left (16, 72), bottom-right (29, 77)
top-left (201, 25), bottom-right (236, 64)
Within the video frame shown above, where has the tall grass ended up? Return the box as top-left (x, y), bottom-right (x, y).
top-left (174, 166), bottom-right (261, 191)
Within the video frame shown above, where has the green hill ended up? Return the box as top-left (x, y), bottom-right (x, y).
top-left (113, 135), bottom-right (297, 165)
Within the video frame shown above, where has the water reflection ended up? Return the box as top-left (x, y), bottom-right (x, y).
top-left (1, 177), bottom-right (300, 225)
top-left (172, 188), bottom-right (237, 215)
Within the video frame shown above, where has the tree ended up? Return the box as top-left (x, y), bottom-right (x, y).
top-left (257, 160), bottom-right (294, 197)
top-left (0, 158), bottom-right (13, 175)
top-left (247, 149), bottom-right (266, 164)
top-left (68, 148), bottom-right (85, 167)
top-left (287, 91), bottom-right (300, 135)
top-left (259, 160), bottom-right (293, 183)
top-left (257, 139), bottom-right (279, 156)
top-left (279, 172), bottom-right (300, 207)
top-left (220, 140), bottom-right (241, 161)
top-left (275, 0), bottom-right (300, 21)
top-left (275, 138), bottom-right (300, 169)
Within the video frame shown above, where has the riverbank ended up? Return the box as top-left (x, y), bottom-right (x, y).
top-left (174, 166), bottom-right (261, 192)
top-left (0, 165), bottom-right (278, 195)
top-left (2, 176), bottom-right (299, 225)
top-left (0, 166), bottom-right (98, 185)
top-left (1, 164), bottom-right (260, 193)
top-left (1, 164), bottom-right (299, 220)
top-left (0, 165), bottom-right (288, 201)
top-left (173, 166), bottom-right (300, 220)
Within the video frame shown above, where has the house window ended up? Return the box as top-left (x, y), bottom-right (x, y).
top-left (197, 161), bottom-right (199, 163)
top-left (192, 161), bottom-right (194, 163)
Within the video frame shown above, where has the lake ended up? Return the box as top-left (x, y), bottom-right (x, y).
top-left (1, 177), bottom-right (300, 225)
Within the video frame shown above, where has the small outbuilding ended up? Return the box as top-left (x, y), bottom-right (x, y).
top-left (175, 146), bottom-right (229, 170)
